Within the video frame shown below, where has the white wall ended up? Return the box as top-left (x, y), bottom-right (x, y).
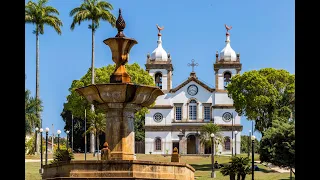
top-left (145, 109), bottom-right (172, 126)
top-left (145, 131), bottom-right (172, 154)
top-left (216, 131), bottom-right (241, 155)
top-left (215, 92), bottom-right (233, 104)
top-left (213, 109), bottom-right (241, 125)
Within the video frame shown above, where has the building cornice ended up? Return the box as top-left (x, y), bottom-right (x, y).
top-left (149, 105), bottom-right (173, 109)
top-left (145, 124), bottom-right (243, 131)
top-left (145, 63), bottom-right (173, 71)
top-left (212, 104), bottom-right (234, 109)
top-left (213, 62), bottom-right (242, 71)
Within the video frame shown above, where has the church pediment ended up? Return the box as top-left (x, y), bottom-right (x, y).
top-left (169, 76), bottom-right (215, 93)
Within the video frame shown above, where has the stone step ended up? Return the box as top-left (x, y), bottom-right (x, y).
top-left (69, 171), bottom-right (176, 179)
top-left (44, 178), bottom-right (175, 180)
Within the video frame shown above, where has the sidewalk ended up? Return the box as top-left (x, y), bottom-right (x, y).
top-left (255, 161), bottom-right (294, 173)
top-left (25, 159), bottom-right (53, 162)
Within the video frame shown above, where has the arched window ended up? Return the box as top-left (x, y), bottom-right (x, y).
top-left (189, 99), bottom-right (197, 120)
top-left (155, 137), bottom-right (162, 151)
top-left (155, 72), bottom-right (162, 89)
top-left (224, 136), bottom-right (231, 150)
top-left (224, 72), bottom-right (232, 89)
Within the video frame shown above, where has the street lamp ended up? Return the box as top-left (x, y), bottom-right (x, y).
top-left (66, 130), bottom-right (70, 150)
top-left (251, 135), bottom-right (256, 180)
top-left (234, 131), bottom-right (238, 156)
top-left (45, 127), bottom-right (49, 165)
top-left (39, 128), bottom-right (43, 174)
top-left (248, 130), bottom-right (251, 158)
top-left (210, 133), bottom-right (216, 178)
top-left (57, 130), bottom-right (61, 150)
top-left (35, 127), bottom-right (39, 154)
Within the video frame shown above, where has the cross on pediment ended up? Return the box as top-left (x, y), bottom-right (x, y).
top-left (187, 59), bottom-right (198, 72)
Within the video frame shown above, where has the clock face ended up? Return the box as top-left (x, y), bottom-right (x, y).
top-left (153, 113), bottom-right (163, 123)
top-left (222, 112), bottom-right (232, 122)
top-left (187, 85), bottom-right (198, 96)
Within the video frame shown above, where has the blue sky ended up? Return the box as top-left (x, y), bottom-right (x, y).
top-left (25, 0), bottom-right (295, 139)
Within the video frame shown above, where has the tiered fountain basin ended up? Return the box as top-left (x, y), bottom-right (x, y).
top-left (42, 160), bottom-right (195, 180)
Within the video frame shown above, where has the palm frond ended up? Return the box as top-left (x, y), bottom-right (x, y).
top-left (44, 6), bottom-right (60, 15)
top-left (69, 0), bottom-right (115, 30)
top-left (25, 0), bottom-right (62, 35)
top-left (97, 1), bottom-right (113, 10)
top-left (41, 16), bottom-right (63, 35)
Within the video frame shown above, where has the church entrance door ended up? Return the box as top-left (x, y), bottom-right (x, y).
top-left (187, 135), bottom-right (196, 154)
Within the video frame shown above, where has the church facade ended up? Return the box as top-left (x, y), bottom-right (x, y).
top-left (144, 25), bottom-right (243, 155)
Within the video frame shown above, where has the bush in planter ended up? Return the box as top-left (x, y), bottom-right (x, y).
top-left (221, 156), bottom-right (251, 180)
top-left (51, 146), bottom-right (74, 164)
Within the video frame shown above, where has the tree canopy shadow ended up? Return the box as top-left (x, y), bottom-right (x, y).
top-left (190, 164), bottom-right (212, 171)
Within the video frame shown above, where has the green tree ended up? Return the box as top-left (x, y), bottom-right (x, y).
top-left (25, 89), bottom-right (42, 135)
top-left (259, 119), bottom-right (295, 174)
top-left (227, 68), bottom-right (295, 135)
top-left (61, 63), bottom-right (155, 150)
top-left (240, 135), bottom-right (250, 153)
top-left (25, 0), bottom-right (63, 127)
top-left (199, 123), bottom-right (224, 154)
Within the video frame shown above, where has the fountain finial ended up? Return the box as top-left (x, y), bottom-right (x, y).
top-left (115, 8), bottom-right (126, 37)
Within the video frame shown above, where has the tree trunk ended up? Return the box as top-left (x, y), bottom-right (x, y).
top-left (97, 133), bottom-right (100, 160)
top-left (36, 32), bottom-right (40, 128)
top-left (90, 23), bottom-right (96, 154)
top-left (230, 173), bottom-right (236, 180)
top-left (236, 174), bottom-right (241, 180)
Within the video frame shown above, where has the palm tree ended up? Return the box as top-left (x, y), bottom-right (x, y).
top-left (85, 111), bottom-right (106, 160)
top-left (199, 123), bottom-right (224, 155)
top-left (25, 0), bottom-right (63, 127)
top-left (70, 0), bottom-right (116, 153)
top-left (25, 89), bottom-right (43, 135)
top-left (221, 156), bottom-right (251, 180)
top-left (70, 0), bottom-right (116, 85)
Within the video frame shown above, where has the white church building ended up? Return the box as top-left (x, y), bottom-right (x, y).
top-left (144, 25), bottom-right (242, 155)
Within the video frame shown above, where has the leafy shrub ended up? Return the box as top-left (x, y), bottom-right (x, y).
top-left (52, 148), bottom-right (74, 164)
top-left (221, 156), bottom-right (251, 180)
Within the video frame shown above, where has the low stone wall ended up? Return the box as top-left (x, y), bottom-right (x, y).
top-left (42, 160), bottom-right (195, 180)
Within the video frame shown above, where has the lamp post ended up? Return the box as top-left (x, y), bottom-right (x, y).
top-left (234, 131), bottom-right (238, 156)
top-left (39, 128), bottom-right (43, 174)
top-left (35, 127), bottom-right (39, 154)
top-left (66, 130), bottom-right (70, 150)
top-left (210, 133), bottom-right (216, 178)
top-left (248, 130), bottom-right (251, 158)
top-left (45, 127), bottom-right (49, 165)
top-left (251, 135), bottom-right (256, 180)
top-left (57, 130), bottom-right (61, 150)
top-left (71, 114), bottom-right (74, 152)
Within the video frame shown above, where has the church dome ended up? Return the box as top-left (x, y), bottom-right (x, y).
top-left (220, 25), bottom-right (237, 61)
top-left (150, 25), bottom-right (168, 61)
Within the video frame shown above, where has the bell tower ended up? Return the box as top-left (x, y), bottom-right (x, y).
top-left (214, 24), bottom-right (242, 92)
top-left (145, 24), bottom-right (173, 93)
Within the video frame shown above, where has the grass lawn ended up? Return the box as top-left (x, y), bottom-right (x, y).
top-left (25, 153), bottom-right (295, 180)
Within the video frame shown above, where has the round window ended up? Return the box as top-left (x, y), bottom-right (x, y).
top-left (222, 112), bottom-right (232, 122)
top-left (153, 113), bottom-right (163, 123)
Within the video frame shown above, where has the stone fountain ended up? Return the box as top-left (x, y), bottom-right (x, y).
top-left (42, 9), bottom-right (195, 180)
